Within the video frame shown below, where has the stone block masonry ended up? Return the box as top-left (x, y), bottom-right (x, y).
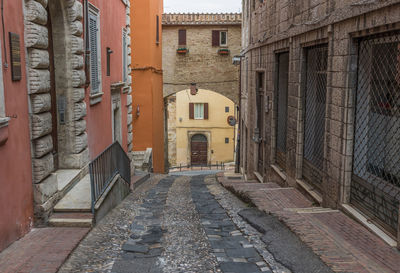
top-left (24, 0), bottom-right (89, 223)
top-left (239, 0), bottom-right (400, 242)
top-left (162, 13), bottom-right (242, 105)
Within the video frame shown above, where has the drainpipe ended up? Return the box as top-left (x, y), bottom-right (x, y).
top-left (235, 60), bottom-right (242, 174)
top-left (1, 0), bottom-right (8, 68)
top-left (84, 0), bottom-right (90, 87)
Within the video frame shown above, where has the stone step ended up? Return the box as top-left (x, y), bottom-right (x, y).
top-left (54, 174), bottom-right (92, 213)
top-left (48, 213), bottom-right (93, 228)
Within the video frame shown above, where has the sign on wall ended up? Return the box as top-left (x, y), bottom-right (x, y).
top-left (9, 32), bottom-right (21, 81)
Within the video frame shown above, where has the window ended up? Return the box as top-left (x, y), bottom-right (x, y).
top-left (194, 103), bottom-right (204, 119)
top-left (89, 4), bottom-right (101, 95)
top-left (225, 106), bottom-right (229, 113)
top-left (225, 138), bottom-right (229, 144)
top-left (212, 30), bottom-right (228, 47)
top-left (156, 15), bottom-right (160, 44)
top-left (189, 103), bottom-right (209, 120)
top-left (351, 33), bottom-right (400, 234)
top-left (220, 31), bottom-right (227, 46)
top-left (178, 29), bottom-right (186, 46)
top-left (122, 28), bottom-right (128, 83)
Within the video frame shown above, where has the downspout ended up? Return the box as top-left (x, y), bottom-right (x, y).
top-left (84, 0), bottom-right (90, 87)
top-left (235, 60), bottom-right (242, 174)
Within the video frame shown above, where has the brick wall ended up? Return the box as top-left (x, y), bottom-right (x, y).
top-left (241, 0), bottom-right (400, 239)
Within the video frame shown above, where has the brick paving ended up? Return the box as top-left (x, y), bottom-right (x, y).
top-left (0, 227), bottom-right (89, 273)
top-left (218, 173), bottom-right (400, 273)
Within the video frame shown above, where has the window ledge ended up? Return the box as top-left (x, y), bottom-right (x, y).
top-left (90, 92), bottom-right (104, 106)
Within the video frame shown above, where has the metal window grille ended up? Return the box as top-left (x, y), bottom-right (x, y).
top-left (276, 52), bottom-right (289, 170)
top-left (351, 32), bottom-right (400, 235)
top-left (303, 45), bottom-right (328, 191)
top-left (89, 12), bottom-right (100, 94)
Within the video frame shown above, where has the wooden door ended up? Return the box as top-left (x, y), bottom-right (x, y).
top-left (191, 134), bottom-right (208, 165)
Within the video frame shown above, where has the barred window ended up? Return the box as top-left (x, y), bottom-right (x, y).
top-left (352, 32), bottom-right (400, 235)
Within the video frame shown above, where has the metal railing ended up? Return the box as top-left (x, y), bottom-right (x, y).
top-left (89, 141), bottom-right (131, 213)
top-left (169, 162), bottom-right (227, 172)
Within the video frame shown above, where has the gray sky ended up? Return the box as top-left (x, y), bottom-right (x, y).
top-left (164, 0), bottom-right (242, 13)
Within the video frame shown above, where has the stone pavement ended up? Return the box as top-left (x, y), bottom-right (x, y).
top-left (218, 173), bottom-right (400, 273)
top-left (0, 227), bottom-right (89, 273)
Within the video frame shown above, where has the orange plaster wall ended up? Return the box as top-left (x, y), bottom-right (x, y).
top-left (131, 0), bottom-right (165, 173)
top-left (85, 0), bottom-right (129, 159)
top-left (0, 0), bottom-right (34, 251)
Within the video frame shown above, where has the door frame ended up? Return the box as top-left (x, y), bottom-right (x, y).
top-left (187, 131), bottom-right (211, 165)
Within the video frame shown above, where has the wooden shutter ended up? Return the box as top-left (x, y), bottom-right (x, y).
top-left (212, 30), bottom-right (220, 47)
top-left (204, 103), bottom-right (209, 119)
top-left (89, 13), bottom-right (100, 93)
top-left (189, 103), bottom-right (194, 119)
top-left (178, 29), bottom-right (186, 46)
top-left (122, 29), bottom-right (127, 82)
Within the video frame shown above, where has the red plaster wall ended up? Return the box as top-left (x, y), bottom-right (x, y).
top-left (85, 0), bottom-right (129, 159)
top-left (0, 0), bottom-right (34, 252)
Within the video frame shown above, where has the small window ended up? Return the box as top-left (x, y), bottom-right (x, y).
top-left (225, 138), bottom-right (229, 144)
top-left (189, 103), bottom-right (208, 119)
top-left (89, 4), bottom-right (101, 94)
top-left (178, 29), bottom-right (186, 46)
top-left (220, 31), bottom-right (227, 46)
top-left (194, 103), bottom-right (204, 119)
top-left (225, 106), bottom-right (229, 113)
top-left (212, 30), bottom-right (228, 47)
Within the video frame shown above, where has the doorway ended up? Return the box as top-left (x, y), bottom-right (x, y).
top-left (191, 134), bottom-right (208, 165)
top-left (256, 72), bottom-right (265, 175)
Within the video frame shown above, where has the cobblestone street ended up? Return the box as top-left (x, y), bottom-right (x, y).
top-left (59, 174), bottom-right (331, 273)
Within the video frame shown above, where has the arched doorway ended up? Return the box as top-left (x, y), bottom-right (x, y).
top-left (191, 134), bottom-right (208, 165)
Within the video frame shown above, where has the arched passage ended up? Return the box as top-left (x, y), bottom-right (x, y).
top-left (165, 89), bottom-right (238, 169)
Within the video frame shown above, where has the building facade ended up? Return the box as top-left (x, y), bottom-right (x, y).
top-left (167, 89), bottom-right (236, 167)
top-left (131, 0), bottom-right (165, 173)
top-left (162, 13), bottom-right (242, 105)
top-left (240, 0), bottom-right (400, 245)
top-left (0, 0), bottom-right (132, 252)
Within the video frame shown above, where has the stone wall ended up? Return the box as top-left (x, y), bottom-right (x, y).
top-left (162, 14), bottom-right (242, 104)
top-left (240, 0), bottom-right (400, 235)
top-left (167, 95), bottom-right (177, 166)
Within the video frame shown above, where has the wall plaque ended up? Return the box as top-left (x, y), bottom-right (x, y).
top-left (9, 32), bottom-right (21, 81)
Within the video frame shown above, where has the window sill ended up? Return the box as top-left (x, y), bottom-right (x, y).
top-left (90, 92), bottom-right (104, 106)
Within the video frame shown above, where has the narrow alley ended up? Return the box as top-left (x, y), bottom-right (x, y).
top-left (56, 174), bottom-right (330, 273)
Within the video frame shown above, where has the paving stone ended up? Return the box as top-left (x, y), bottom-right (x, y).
top-left (219, 262), bottom-right (262, 273)
top-left (225, 247), bottom-right (260, 258)
top-left (122, 243), bottom-right (149, 253)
